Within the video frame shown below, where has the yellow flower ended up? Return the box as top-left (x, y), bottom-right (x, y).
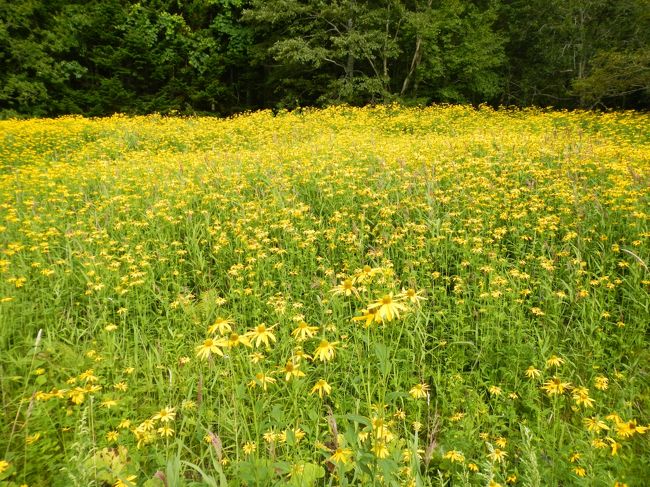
top-left (573, 466), bottom-right (586, 477)
top-left (286, 427), bottom-right (305, 444)
top-left (615, 420), bottom-right (639, 438)
top-left (524, 366), bottom-right (541, 379)
top-left (79, 369), bottom-right (99, 383)
top-left (157, 425), bottom-right (174, 438)
top-left (352, 265), bottom-right (380, 283)
top-left (314, 440), bottom-right (330, 451)
top-left (310, 379), bottom-right (331, 397)
top-left (195, 338), bottom-right (224, 360)
top-left (591, 437), bottom-right (607, 448)
top-left (605, 437), bottom-right (621, 456)
top-left (594, 375), bottom-right (609, 391)
top-left (352, 308), bottom-right (381, 327)
top-left (397, 288), bottom-right (426, 304)
top-left (113, 475), bottom-right (137, 487)
top-left (249, 352), bottom-right (265, 363)
top-left (371, 417), bottom-right (394, 442)
top-left (468, 463), bottom-right (479, 472)
top-left (243, 441), bottom-right (257, 454)
top-left (488, 448), bottom-right (508, 463)
top-left (0, 460), bottom-right (11, 474)
top-left (26, 433), bottom-right (41, 445)
top-left (291, 321), bottom-right (318, 341)
top-left (249, 372), bottom-right (276, 391)
top-left (263, 429), bottom-right (280, 443)
top-left (106, 430), bottom-right (119, 442)
top-left (409, 383), bottom-right (429, 399)
top-left (137, 419), bottom-right (155, 432)
top-left (181, 399), bottom-right (196, 411)
top-left (331, 278), bottom-right (359, 298)
top-left (152, 407), bottom-right (176, 423)
top-left (584, 416), bottom-right (609, 432)
top-left (282, 360), bottom-right (305, 381)
top-left (372, 441), bottom-right (390, 459)
top-left (207, 317), bottom-right (233, 335)
top-left (225, 332), bottom-right (251, 348)
top-left (634, 424), bottom-right (648, 434)
top-left (133, 425), bottom-right (156, 448)
top-left (313, 339), bottom-right (338, 362)
top-left (606, 413), bottom-right (622, 423)
top-left (292, 347), bottom-right (312, 362)
top-left (367, 294), bottom-right (407, 321)
top-left (545, 355), bottom-right (565, 368)
top-left (329, 447), bottom-right (353, 464)
top-left (443, 450), bottom-right (465, 463)
top-left (572, 388), bottom-right (595, 407)
top-left (247, 323), bottom-right (277, 348)
top-left (488, 385), bottom-right (503, 397)
top-left (541, 377), bottom-right (571, 396)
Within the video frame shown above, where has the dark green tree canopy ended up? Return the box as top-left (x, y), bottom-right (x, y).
top-left (0, 0), bottom-right (648, 117)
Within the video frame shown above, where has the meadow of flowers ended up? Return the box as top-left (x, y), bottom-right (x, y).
top-left (0, 106), bottom-right (648, 486)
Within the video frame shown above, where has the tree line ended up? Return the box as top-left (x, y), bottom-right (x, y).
top-left (1, 0), bottom-right (648, 117)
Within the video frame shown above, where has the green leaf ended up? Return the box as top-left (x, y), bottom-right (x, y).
top-left (374, 342), bottom-right (391, 377)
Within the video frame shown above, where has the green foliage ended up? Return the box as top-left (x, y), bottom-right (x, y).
top-left (0, 0), bottom-right (648, 116)
top-left (498, 0), bottom-right (650, 107)
top-left (0, 0), bottom-right (253, 117)
top-left (244, 0), bottom-right (506, 106)
top-left (572, 49), bottom-right (650, 108)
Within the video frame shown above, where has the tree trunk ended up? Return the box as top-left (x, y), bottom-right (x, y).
top-left (401, 0), bottom-right (432, 95)
top-left (345, 18), bottom-right (354, 79)
top-left (401, 37), bottom-right (422, 95)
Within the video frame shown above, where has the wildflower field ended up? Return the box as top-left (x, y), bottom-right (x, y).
top-left (0, 106), bottom-right (649, 487)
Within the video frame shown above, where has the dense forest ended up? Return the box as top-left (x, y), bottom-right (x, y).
top-left (1, 0), bottom-right (649, 117)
